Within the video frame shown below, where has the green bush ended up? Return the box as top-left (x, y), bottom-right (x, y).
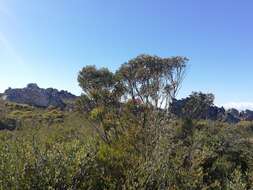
top-left (0, 113), bottom-right (252, 189)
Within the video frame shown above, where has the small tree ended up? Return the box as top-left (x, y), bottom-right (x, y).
top-left (116, 54), bottom-right (188, 109)
top-left (78, 66), bottom-right (125, 143)
top-left (77, 55), bottom-right (188, 141)
top-left (78, 66), bottom-right (114, 96)
top-left (78, 66), bottom-right (124, 109)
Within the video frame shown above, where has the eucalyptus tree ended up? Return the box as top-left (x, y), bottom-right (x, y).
top-left (116, 54), bottom-right (188, 109)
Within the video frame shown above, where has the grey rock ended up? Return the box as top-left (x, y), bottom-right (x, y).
top-left (2, 83), bottom-right (76, 108)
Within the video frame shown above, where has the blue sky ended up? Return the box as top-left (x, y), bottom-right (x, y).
top-left (0, 0), bottom-right (253, 109)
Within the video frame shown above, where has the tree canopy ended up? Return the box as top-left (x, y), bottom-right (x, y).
top-left (116, 54), bottom-right (188, 109)
top-left (78, 54), bottom-right (188, 111)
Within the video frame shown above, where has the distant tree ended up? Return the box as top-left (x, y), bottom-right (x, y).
top-left (227, 108), bottom-right (240, 118)
top-left (182, 92), bottom-right (215, 119)
top-left (116, 54), bottom-right (188, 109)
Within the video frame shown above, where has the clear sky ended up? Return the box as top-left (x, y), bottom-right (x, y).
top-left (0, 0), bottom-right (253, 109)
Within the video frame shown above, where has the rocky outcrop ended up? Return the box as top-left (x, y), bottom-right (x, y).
top-left (2, 83), bottom-right (76, 108)
top-left (170, 98), bottom-right (252, 123)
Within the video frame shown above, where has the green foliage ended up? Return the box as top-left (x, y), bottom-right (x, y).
top-left (116, 54), bottom-right (188, 109)
top-left (0, 105), bottom-right (253, 189)
top-left (42, 109), bottom-right (65, 123)
top-left (172, 92), bottom-right (215, 120)
top-left (77, 54), bottom-right (188, 114)
top-left (78, 66), bottom-right (115, 95)
top-left (184, 92), bottom-right (214, 119)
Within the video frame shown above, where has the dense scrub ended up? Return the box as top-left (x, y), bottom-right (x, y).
top-left (0, 106), bottom-right (253, 189)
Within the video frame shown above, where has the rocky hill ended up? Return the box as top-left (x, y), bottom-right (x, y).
top-left (1, 83), bottom-right (76, 109)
